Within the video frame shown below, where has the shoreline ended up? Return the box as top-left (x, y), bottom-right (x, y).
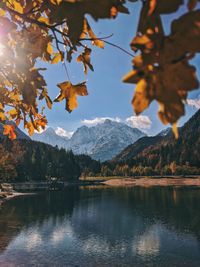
top-left (0, 192), bottom-right (34, 207)
top-left (102, 177), bottom-right (200, 187)
top-left (1, 177), bottom-right (200, 206)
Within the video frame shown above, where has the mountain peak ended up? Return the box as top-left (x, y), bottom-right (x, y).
top-left (113, 109), bottom-right (200, 165)
top-left (45, 127), bottom-right (55, 134)
top-left (104, 119), bottom-right (113, 124)
top-left (32, 120), bottom-right (145, 161)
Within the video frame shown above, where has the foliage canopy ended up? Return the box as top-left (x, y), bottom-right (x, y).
top-left (0, 0), bottom-right (199, 139)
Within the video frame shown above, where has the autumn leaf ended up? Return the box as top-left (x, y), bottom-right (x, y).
top-left (171, 10), bottom-right (200, 54)
top-left (47, 42), bottom-right (53, 55)
top-left (123, 70), bottom-right (142, 84)
top-left (7, 0), bottom-right (24, 14)
top-left (0, 9), bottom-right (6, 16)
top-left (0, 112), bottom-right (6, 122)
top-left (155, 0), bottom-right (184, 14)
top-left (77, 47), bottom-right (94, 74)
top-left (0, 0), bottom-right (200, 139)
top-left (148, 0), bottom-right (157, 15)
top-left (187, 0), bottom-right (198, 10)
top-left (35, 115), bottom-right (48, 130)
top-left (158, 100), bottom-right (184, 125)
top-left (3, 125), bottom-right (17, 140)
top-left (130, 35), bottom-right (154, 52)
top-left (85, 20), bottom-right (104, 48)
top-left (51, 52), bottom-right (64, 64)
top-left (7, 108), bottom-right (18, 120)
top-left (0, 104), bottom-right (6, 122)
top-left (39, 88), bottom-right (53, 109)
top-left (132, 79), bottom-right (151, 115)
top-left (50, 0), bottom-right (62, 6)
top-left (172, 123), bottom-right (179, 139)
top-left (54, 81), bottom-right (88, 112)
top-left (25, 121), bottom-right (35, 136)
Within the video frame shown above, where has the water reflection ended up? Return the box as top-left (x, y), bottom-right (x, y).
top-left (133, 226), bottom-right (160, 257)
top-left (0, 186), bottom-right (200, 266)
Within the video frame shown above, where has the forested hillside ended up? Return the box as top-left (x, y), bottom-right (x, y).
top-left (0, 139), bottom-right (100, 182)
top-left (102, 110), bottom-right (200, 176)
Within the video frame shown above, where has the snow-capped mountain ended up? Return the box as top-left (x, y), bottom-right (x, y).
top-left (32, 119), bottom-right (145, 161)
top-left (33, 127), bottom-right (70, 148)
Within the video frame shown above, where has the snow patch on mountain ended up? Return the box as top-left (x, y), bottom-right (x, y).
top-left (32, 120), bottom-right (146, 161)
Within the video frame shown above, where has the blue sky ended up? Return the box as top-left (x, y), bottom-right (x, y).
top-left (39, 1), bottom-right (200, 136)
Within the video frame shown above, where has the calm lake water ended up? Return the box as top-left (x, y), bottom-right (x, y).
top-left (0, 186), bottom-right (200, 267)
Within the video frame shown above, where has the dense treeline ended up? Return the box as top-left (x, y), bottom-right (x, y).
top-left (99, 163), bottom-right (200, 177)
top-left (0, 139), bottom-right (101, 182)
top-left (99, 111), bottom-right (200, 177)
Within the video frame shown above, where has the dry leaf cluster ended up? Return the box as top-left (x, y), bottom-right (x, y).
top-left (0, 0), bottom-right (199, 139)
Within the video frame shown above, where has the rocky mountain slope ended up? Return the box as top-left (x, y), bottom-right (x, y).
top-left (33, 127), bottom-right (69, 148)
top-left (113, 110), bottom-right (200, 168)
top-left (33, 119), bottom-right (145, 161)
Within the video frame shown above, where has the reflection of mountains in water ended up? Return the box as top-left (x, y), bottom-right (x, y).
top-left (1, 187), bottom-right (200, 256)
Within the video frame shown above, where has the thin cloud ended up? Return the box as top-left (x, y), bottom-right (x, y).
top-left (81, 115), bottom-right (152, 131)
top-left (126, 115), bottom-right (152, 130)
top-left (55, 127), bottom-right (74, 138)
top-left (81, 117), bottom-right (121, 126)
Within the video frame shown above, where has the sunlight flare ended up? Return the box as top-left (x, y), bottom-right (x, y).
top-left (0, 43), bottom-right (5, 56)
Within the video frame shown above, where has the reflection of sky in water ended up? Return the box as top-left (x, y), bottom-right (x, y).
top-left (0, 188), bottom-right (200, 267)
top-left (133, 225), bottom-right (160, 257)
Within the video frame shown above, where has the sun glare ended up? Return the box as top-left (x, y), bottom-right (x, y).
top-left (0, 43), bottom-right (5, 56)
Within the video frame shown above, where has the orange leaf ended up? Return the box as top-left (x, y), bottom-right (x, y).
top-left (54, 81), bottom-right (88, 112)
top-left (148, 0), bottom-right (157, 15)
top-left (3, 125), bottom-right (17, 140)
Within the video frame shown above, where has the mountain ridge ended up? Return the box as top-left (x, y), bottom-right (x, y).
top-left (32, 119), bottom-right (146, 161)
top-left (111, 109), bottom-right (200, 171)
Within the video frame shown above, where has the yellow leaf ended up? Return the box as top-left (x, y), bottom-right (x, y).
top-left (0, 9), bottom-right (6, 16)
top-left (172, 123), bottom-right (179, 139)
top-left (132, 79), bottom-right (151, 115)
top-left (0, 103), bottom-right (4, 110)
top-left (54, 81), bottom-right (88, 112)
top-left (50, 0), bottom-right (62, 5)
top-left (110, 6), bottom-right (118, 18)
top-left (123, 70), bottom-right (141, 84)
top-left (51, 52), bottom-right (64, 64)
top-left (7, 109), bottom-right (18, 119)
top-left (8, 0), bottom-right (24, 14)
top-left (38, 17), bottom-right (50, 25)
top-left (25, 122), bottom-right (35, 136)
top-left (85, 20), bottom-right (104, 48)
top-left (131, 35), bottom-right (153, 51)
top-left (35, 116), bottom-right (47, 130)
top-left (54, 81), bottom-right (71, 102)
top-left (39, 88), bottom-right (53, 109)
top-left (47, 42), bottom-right (53, 55)
top-left (0, 112), bottom-right (6, 122)
top-left (3, 125), bottom-right (17, 140)
top-left (148, 0), bottom-right (157, 15)
top-left (77, 47), bottom-right (94, 74)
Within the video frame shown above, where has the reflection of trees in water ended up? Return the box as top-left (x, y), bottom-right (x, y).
top-left (0, 186), bottom-right (200, 256)
top-left (0, 187), bottom-right (80, 252)
top-left (121, 187), bottom-right (200, 240)
top-left (70, 187), bottom-right (200, 248)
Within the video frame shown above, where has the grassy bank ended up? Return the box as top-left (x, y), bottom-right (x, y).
top-left (80, 175), bottom-right (200, 181)
top-left (102, 177), bottom-right (200, 187)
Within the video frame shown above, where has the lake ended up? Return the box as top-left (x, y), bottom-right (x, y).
top-left (0, 186), bottom-right (200, 266)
